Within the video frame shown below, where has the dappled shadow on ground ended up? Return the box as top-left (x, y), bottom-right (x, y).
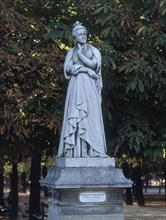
top-left (124, 194), bottom-right (166, 220)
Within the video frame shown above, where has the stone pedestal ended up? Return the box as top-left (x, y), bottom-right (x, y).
top-left (40, 157), bottom-right (132, 220)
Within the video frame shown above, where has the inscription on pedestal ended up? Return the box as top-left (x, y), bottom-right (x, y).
top-left (79, 192), bottom-right (106, 203)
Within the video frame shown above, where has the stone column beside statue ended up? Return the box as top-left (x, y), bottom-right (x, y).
top-left (40, 21), bottom-right (132, 220)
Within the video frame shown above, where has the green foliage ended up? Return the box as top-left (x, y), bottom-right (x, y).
top-left (87, 0), bottom-right (166, 161)
top-left (4, 160), bottom-right (31, 176)
top-left (0, 0), bottom-right (165, 165)
top-left (0, 2), bottom-right (65, 161)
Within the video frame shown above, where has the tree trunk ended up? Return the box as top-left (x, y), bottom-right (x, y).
top-left (21, 171), bottom-right (27, 193)
top-left (42, 165), bottom-right (48, 197)
top-left (164, 155), bottom-right (166, 196)
top-left (135, 165), bottom-right (145, 206)
top-left (144, 176), bottom-right (149, 193)
top-left (29, 148), bottom-right (41, 220)
top-left (11, 162), bottom-right (19, 219)
top-left (0, 164), bottom-right (4, 206)
top-left (122, 162), bottom-right (133, 205)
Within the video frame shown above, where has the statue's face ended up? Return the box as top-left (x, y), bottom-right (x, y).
top-left (75, 29), bottom-right (87, 44)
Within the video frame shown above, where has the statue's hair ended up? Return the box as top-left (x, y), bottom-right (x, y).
top-left (72, 21), bottom-right (87, 37)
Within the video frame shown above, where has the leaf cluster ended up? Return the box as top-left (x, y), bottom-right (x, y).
top-left (0, 2), bottom-right (65, 161)
top-left (88, 0), bottom-right (166, 160)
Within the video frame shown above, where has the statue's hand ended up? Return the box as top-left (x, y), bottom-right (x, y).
top-left (88, 69), bottom-right (99, 79)
top-left (67, 65), bottom-right (74, 74)
top-left (77, 43), bottom-right (83, 55)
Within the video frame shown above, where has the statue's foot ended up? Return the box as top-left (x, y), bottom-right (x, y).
top-left (95, 153), bottom-right (109, 158)
top-left (82, 154), bottom-right (90, 158)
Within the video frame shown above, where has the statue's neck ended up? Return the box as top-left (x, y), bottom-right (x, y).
top-left (80, 43), bottom-right (88, 52)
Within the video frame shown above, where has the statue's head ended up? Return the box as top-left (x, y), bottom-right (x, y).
top-left (72, 21), bottom-right (87, 38)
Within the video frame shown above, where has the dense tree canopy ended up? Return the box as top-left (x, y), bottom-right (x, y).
top-left (86, 0), bottom-right (166, 161)
top-left (0, 1), bottom-right (65, 161)
top-left (1, 0), bottom-right (165, 162)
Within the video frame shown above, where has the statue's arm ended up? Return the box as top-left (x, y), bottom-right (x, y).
top-left (77, 52), bottom-right (97, 69)
top-left (77, 44), bottom-right (97, 69)
top-left (75, 66), bottom-right (99, 79)
top-left (66, 61), bottom-right (74, 74)
top-left (64, 51), bottom-right (72, 79)
top-left (64, 47), bottom-right (99, 79)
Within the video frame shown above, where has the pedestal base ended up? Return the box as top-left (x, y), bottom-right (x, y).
top-left (47, 189), bottom-right (124, 220)
top-left (40, 158), bottom-right (132, 220)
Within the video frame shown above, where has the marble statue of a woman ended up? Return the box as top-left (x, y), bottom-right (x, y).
top-left (57, 21), bottom-right (107, 158)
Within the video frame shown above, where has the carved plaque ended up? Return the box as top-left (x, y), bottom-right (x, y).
top-left (79, 192), bottom-right (106, 203)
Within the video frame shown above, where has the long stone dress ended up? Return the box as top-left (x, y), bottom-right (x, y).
top-left (57, 44), bottom-right (107, 157)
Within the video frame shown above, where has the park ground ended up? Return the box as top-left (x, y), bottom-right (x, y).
top-left (1, 187), bottom-right (165, 220)
top-left (124, 188), bottom-right (166, 220)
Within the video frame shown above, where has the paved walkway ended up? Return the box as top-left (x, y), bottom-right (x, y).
top-left (1, 187), bottom-right (166, 220)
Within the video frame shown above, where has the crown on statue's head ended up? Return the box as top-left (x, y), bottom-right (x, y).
top-left (72, 21), bottom-right (87, 37)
